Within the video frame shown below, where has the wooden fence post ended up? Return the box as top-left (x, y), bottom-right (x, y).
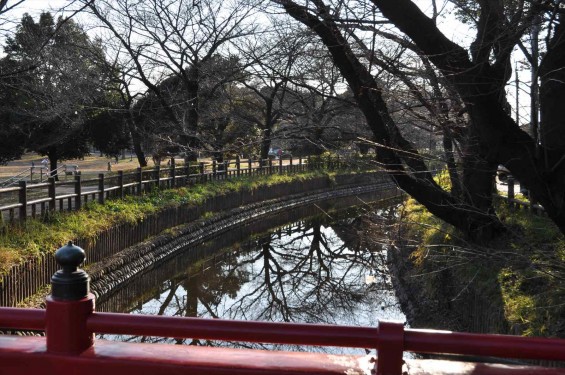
top-left (269, 158), bottom-right (273, 175)
top-left (248, 158), bottom-right (252, 175)
top-left (199, 162), bottom-right (205, 182)
top-left (212, 160), bottom-right (217, 179)
top-left (74, 174), bottom-right (82, 210)
top-left (18, 181), bottom-right (27, 222)
top-left (507, 176), bottom-right (515, 210)
top-left (98, 174), bottom-right (105, 205)
top-left (236, 156), bottom-right (241, 177)
top-left (185, 163), bottom-right (191, 186)
top-left (155, 166), bottom-right (161, 189)
top-left (137, 167), bottom-right (143, 195)
top-left (299, 156), bottom-right (303, 172)
top-left (279, 157), bottom-right (283, 174)
top-left (170, 158), bottom-right (176, 188)
top-left (48, 177), bottom-right (56, 212)
top-left (118, 171), bottom-right (124, 198)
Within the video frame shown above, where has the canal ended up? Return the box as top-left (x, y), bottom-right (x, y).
top-left (96, 204), bottom-right (406, 354)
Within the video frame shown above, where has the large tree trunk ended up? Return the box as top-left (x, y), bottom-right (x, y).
top-left (369, 0), bottom-right (565, 235)
top-left (46, 148), bottom-right (59, 182)
top-left (442, 131), bottom-right (462, 198)
top-left (127, 116), bottom-right (147, 167)
top-left (460, 132), bottom-right (498, 214)
top-left (260, 129), bottom-right (272, 167)
top-left (540, 16), bottom-right (565, 157)
top-left (260, 100), bottom-right (275, 166)
top-left (279, 0), bottom-right (504, 242)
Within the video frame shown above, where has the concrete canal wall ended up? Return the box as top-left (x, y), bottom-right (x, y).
top-left (0, 172), bottom-right (400, 306)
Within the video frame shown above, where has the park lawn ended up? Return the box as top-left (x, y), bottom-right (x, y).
top-left (0, 170), bottom-right (337, 277)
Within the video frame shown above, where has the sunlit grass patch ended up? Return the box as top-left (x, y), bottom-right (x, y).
top-left (401, 185), bottom-right (564, 337)
top-left (0, 170), bottom-right (346, 276)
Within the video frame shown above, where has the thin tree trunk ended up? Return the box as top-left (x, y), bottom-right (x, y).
top-left (127, 117), bottom-right (147, 167)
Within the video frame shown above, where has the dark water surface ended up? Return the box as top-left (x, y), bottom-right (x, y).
top-left (97, 205), bottom-right (406, 354)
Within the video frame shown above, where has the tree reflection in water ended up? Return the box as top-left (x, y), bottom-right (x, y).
top-left (99, 209), bottom-right (406, 353)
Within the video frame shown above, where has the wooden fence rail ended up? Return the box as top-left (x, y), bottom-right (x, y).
top-left (0, 162), bottom-right (384, 307)
top-left (496, 176), bottom-right (546, 216)
top-left (0, 155), bottom-right (373, 226)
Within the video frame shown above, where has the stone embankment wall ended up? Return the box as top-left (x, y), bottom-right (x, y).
top-left (89, 180), bottom-right (401, 301)
top-left (388, 242), bottom-right (507, 334)
top-left (0, 172), bottom-right (399, 306)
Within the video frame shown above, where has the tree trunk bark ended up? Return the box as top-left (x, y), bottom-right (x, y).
top-left (280, 0), bottom-right (504, 242)
top-left (127, 116), bottom-right (147, 167)
top-left (540, 14), bottom-right (565, 156)
top-left (442, 131), bottom-right (462, 197)
top-left (185, 66), bottom-right (200, 162)
top-left (260, 100), bottom-right (275, 166)
top-left (46, 148), bottom-right (59, 182)
top-left (369, 0), bottom-right (565, 235)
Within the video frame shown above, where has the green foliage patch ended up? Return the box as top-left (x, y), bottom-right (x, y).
top-left (401, 185), bottom-right (565, 337)
top-left (0, 170), bottom-right (335, 276)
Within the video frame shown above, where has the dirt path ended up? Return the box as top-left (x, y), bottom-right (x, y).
top-left (0, 153), bottom-right (151, 180)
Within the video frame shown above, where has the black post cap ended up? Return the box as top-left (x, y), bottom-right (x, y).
top-left (51, 241), bottom-right (90, 300)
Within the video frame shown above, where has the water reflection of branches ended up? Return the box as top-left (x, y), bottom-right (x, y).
top-left (104, 211), bottom-right (405, 351)
top-left (220, 218), bottom-right (393, 327)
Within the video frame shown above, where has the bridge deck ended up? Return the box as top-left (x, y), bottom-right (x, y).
top-left (1, 336), bottom-right (564, 375)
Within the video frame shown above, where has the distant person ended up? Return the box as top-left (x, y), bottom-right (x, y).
top-left (107, 162), bottom-right (112, 171)
top-left (41, 158), bottom-right (49, 170)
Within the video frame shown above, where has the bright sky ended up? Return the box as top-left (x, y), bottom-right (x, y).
top-left (8, 0), bottom-right (530, 126)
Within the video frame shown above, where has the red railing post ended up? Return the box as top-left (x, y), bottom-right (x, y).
top-left (46, 241), bottom-right (94, 355)
top-left (376, 320), bottom-right (404, 375)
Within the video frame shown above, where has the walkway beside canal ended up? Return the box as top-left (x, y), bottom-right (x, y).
top-left (0, 170), bottom-right (398, 307)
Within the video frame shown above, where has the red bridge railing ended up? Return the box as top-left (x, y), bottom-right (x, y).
top-left (0, 242), bottom-right (564, 375)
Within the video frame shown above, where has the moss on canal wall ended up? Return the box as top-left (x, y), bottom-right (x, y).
top-left (388, 196), bottom-right (565, 339)
top-left (3, 171), bottom-right (397, 307)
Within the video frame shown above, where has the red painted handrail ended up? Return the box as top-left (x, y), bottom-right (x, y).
top-left (2, 306), bottom-right (565, 363)
top-left (87, 312), bottom-right (379, 348)
top-left (404, 329), bottom-right (565, 361)
top-left (0, 307), bottom-right (45, 330)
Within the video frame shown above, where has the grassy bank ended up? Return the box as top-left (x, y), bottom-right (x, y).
top-left (399, 194), bottom-right (565, 337)
top-left (0, 170), bottom-right (338, 277)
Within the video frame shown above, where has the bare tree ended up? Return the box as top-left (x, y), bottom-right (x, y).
top-left (85, 0), bottom-right (259, 161)
top-left (271, 0), bottom-right (565, 241)
top-left (234, 23), bottom-right (310, 162)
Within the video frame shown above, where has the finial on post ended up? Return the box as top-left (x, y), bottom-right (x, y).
top-left (51, 241), bottom-right (89, 300)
